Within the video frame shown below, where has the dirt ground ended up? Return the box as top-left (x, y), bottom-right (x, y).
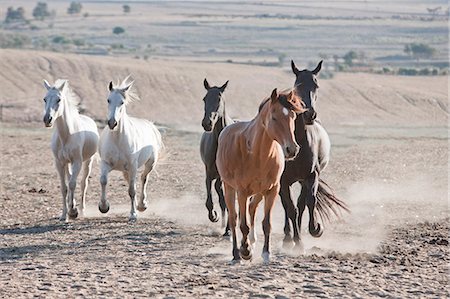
top-left (0, 121), bottom-right (448, 298)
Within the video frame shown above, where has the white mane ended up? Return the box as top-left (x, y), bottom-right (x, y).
top-left (113, 75), bottom-right (140, 105)
top-left (55, 79), bottom-right (80, 112)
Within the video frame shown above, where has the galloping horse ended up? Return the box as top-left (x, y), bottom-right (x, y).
top-left (200, 79), bottom-right (232, 236)
top-left (98, 76), bottom-right (163, 222)
top-left (280, 60), bottom-right (349, 251)
top-left (42, 79), bottom-right (99, 221)
top-left (217, 89), bottom-right (305, 263)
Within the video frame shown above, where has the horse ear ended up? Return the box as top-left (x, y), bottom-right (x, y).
top-left (270, 88), bottom-right (278, 103)
top-left (43, 79), bottom-right (51, 91)
top-left (56, 80), bottom-right (66, 91)
top-left (287, 89), bottom-right (295, 100)
top-left (203, 78), bottom-right (211, 90)
top-left (312, 60), bottom-right (323, 75)
top-left (219, 80), bottom-right (229, 92)
top-left (108, 81), bottom-right (113, 91)
top-left (121, 81), bottom-right (134, 93)
top-left (291, 60), bottom-right (300, 76)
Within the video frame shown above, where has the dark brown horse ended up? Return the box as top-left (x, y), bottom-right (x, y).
top-left (279, 60), bottom-right (349, 252)
top-left (200, 79), bottom-right (232, 236)
top-left (217, 89), bottom-right (305, 263)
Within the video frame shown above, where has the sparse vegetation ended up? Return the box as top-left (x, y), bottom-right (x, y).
top-left (67, 2), bottom-right (83, 15)
top-left (343, 50), bottom-right (358, 66)
top-left (32, 2), bottom-right (51, 20)
top-left (123, 5), bottom-right (131, 14)
top-left (0, 33), bottom-right (31, 49)
top-left (113, 26), bottom-right (125, 35)
top-left (4, 7), bottom-right (26, 23)
top-left (404, 43), bottom-right (437, 61)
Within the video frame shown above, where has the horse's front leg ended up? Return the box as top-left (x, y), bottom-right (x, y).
top-left (55, 160), bottom-right (68, 221)
top-left (79, 158), bottom-right (93, 217)
top-left (261, 185), bottom-right (279, 263)
top-left (205, 176), bottom-right (218, 222)
top-left (214, 177), bottom-right (229, 236)
top-left (223, 183), bottom-right (239, 262)
top-left (99, 162), bottom-right (112, 214)
top-left (127, 165), bottom-right (138, 222)
top-left (248, 194), bottom-right (263, 249)
top-left (67, 160), bottom-right (82, 219)
top-left (238, 191), bottom-right (251, 260)
top-left (137, 157), bottom-right (155, 212)
top-left (306, 171), bottom-right (323, 237)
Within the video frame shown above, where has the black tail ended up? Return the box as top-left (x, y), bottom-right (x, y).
top-left (315, 178), bottom-right (350, 223)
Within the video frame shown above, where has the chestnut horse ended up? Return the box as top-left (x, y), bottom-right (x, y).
top-left (216, 89), bottom-right (305, 263)
top-left (279, 60), bottom-right (349, 252)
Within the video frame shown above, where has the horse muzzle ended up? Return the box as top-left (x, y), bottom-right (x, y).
top-left (108, 119), bottom-right (118, 130)
top-left (304, 110), bottom-right (317, 125)
top-left (284, 143), bottom-right (300, 160)
top-left (201, 119), bottom-right (213, 132)
top-left (43, 115), bottom-right (53, 127)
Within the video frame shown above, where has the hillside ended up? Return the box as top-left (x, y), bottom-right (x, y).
top-left (0, 49), bottom-right (447, 129)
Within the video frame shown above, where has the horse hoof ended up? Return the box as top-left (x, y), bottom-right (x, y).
top-left (228, 258), bottom-right (241, 265)
top-left (129, 214), bottom-right (137, 223)
top-left (282, 236), bottom-right (294, 250)
top-left (59, 215), bottom-right (67, 222)
top-left (240, 247), bottom-right (252, 261)
top-left (98, 202), bottom-right (110, 214)
top-left (137, 203), bottom-right (147, 212)
top-left (310, 223), bottom-right (323, 238)
top-left (293, 242), bottom-right (305, 255)
top-left (68, 208), bottom-right (78, 219)
top-left (222, 229), bottom-right (231, 237)
top-left (261, 252), bottom-right (270, 264)
top-left (208, 210), bottom-right (219, 223)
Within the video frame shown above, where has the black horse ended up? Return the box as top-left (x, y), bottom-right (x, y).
top-left (200, 79), bottom-right (232, 236)
top-left (280, 60), bottom-right (349, 251)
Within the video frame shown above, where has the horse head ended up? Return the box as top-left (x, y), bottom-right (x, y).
top-left (42, 79), bottom-right (67, 127)
top-left (106, 76), bottom-right (134, 130)
top-left (265, 88), bottom-right (305, 160)
top-left (291, 60), bottom-right (322, 125)
top-left (201, 79), bottom-right (228, 132)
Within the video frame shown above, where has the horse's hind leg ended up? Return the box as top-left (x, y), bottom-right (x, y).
top-left (67, 160), bottom-right (82, 219)
top-left (137, 157), bottom-right (155, 212)
top-left (223, 183), bottom-right (239, 262)
top-left (55, 160), bottom-right (68, 221)
top-left (261, 185), bottom-right (279, 263)
top-left (306, 172), bottom-right (323, 237)
top-left (79, 158), bottom-right (93, 216)
top-left (205, 176), bottom-right (218, 222)
top-left (214, 178), bottom-right (229, 235)
top-left (127, 165), bottom-right (138, 222)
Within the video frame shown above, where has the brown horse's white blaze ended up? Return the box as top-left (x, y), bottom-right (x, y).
top-left (216, 89), bottom-right (305, 263)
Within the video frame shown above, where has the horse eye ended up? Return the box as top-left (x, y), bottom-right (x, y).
top-left (272, 117), bottom-right (277, 121)
top-left (43, 98), bottom-right (46, 102)
top-left (107, 99), bottom-right (110, 103)
top-left (57, 98), bottom-right (61, 103)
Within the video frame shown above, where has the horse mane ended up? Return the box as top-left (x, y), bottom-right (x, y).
top-left (56, 79), bottom-right (80, 112)
top-left (114, 75), bottom-right (140, 105)
top-left (258, 87), bottom-right (304, 113)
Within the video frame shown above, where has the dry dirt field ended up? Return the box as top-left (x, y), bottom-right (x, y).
top-left (0, 47), bottom-right (448, 297)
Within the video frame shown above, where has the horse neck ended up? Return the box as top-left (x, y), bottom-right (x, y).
top-left (212, 107), bottom-right (230, 139)
top-left (115, 107), bottom-right (131, 135)
top-left (294, 116), bottom-right (307, 143)
top-left (247, 104), bottom-right (277, 157)
top-left (54, 98), bottom-right (79, 141)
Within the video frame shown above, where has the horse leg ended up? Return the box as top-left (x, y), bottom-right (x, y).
top-left (279, 183), bottom-right (298, 249)
top-left (306, 172), bottom-right (323, 237)
top-left (55, 160), bottom-right (68, 221)
top-left (137, 157), bottom-right (155, 212)
top-left (205, 176), bottom-right (218, 222)
top-left (79, 158), bottom-right (93, 217)
top-left (262, 185), bottom-right (279, 263)
top-left (223, 183), bottom-right (239, 262)
top-left (127, 166), bottom-right (138, 222)
top-left (67, 160), bottom-right (82, 219)
top-left (99, 162), bottom-right (112, 214)
top-left (237, 191), bottom-right (251, 260)
top-left (248, 193), bottom-right (263, 249)
top-left (214, 178), bottom-right (229, 236)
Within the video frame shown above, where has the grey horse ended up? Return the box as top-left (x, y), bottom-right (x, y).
top-left (279, 60), bottom-right (349, 251)
top-left (200, 79), bottom-right (233, 236)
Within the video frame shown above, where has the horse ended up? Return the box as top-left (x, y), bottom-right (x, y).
top-left (279, 60), bottom-right (349, 252)
top-left (216, 88), bottom-right (305, 263)
top-left (42, 79), bottom-right (99, 221)
top-left (200, 78), bottom-right (233, 236)
top-left (98, 76), bottom-right (163, 222)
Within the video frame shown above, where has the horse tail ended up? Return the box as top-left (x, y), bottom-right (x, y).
top-left (315, 178), bottom-right (350, 223)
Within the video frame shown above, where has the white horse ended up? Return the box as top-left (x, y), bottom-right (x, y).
top-left (42, 79), bottom-right (99, 221)
top-left (98, 76), bottom-right (163, 222)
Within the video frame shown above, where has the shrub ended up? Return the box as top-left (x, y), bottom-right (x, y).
top-left (123, 5), bottom-right (131, 13)
top-left (112, 26), bottom-right (125, 34)
top-left (33, 2), bottom-right (51, 20)
top-left (0, 33), bottom-right (31, 48)
top-left (404, 43), bottom-right (437, 60)
top-left (52, 35), bottom-right (70, 44)
top-left (4, 7), bottom-right (26, 23)
top-left (67, 2), bottom-right (82, 14)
